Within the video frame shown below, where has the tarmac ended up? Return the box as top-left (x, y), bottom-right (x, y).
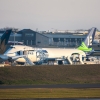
top-left (0, 84), bottom-right (100, 89)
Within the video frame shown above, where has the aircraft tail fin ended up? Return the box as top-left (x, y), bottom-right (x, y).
top-left (0, 29), bottom-right (12, 54)
top-left (78, 27), bottom-right (96, 52)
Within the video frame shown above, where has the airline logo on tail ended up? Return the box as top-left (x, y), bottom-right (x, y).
top-left (78, 27), bottom-right (96, 52)
top-left (0, 29), bottom-right (12, 54)
top-left (78, 42), bottom-right (92, 52)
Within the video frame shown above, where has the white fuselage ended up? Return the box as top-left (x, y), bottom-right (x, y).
top-left (4, 45), bottom-right (86, 63)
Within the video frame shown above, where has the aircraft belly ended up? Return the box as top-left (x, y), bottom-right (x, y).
top-left (16, 58), bottom-right (25, 62)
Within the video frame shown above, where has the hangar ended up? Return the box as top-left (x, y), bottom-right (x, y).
top-left (42, 32), bottom-right (86, 47)
top-left (18, 29), bottom-right (49, 47)
top-left (0, 29), bottom-right (89, 48)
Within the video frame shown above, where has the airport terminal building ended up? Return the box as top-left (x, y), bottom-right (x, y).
top-left (0, 28), bottom-right (97, 48)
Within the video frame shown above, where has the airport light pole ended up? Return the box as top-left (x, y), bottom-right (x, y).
top-left (13, 29), bottom-right (18, 45)
top-left (14, 32), bottom-right (15, 45)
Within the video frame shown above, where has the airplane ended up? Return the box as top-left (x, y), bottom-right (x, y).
top-left (0, 29), bottom-right (12, 60)
top-left (3, 27), bottom-right (96, 65)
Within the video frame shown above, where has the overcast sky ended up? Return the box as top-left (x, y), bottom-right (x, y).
top-left (0, 0), bottom-right (100, 31)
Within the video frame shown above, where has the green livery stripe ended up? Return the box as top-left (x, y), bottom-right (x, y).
top-left (77, 42), bottom-right (92, 52)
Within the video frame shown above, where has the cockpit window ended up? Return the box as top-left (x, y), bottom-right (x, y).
top-left (17, 51), bottom-right (20, 55)
top-left (10, 47), bottom-right (15, 48)
top-left (42, 50), bottom-right (48, 53)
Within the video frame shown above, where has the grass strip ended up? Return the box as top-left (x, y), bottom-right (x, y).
top-left (0, 88), bottom-right (100, 99)
top-left (0, 65), bottom-right (100, 85)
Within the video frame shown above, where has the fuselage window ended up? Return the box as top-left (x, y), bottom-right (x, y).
top-left (26, 51), bottom-right (34, 54)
